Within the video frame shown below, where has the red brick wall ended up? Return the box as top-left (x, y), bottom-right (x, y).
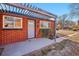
top-left (50, 20), bottom-right (55, 30)
top-left (0, 13), bottom-right (55, 45)
top-left (0, 14), bottom-right (3, 45)
top-left (1, 13), bottom-right (28, 45)
top-left (35, 19), bottom-right (55, 38)
top-left (35, 19), bottom-right (41, 38)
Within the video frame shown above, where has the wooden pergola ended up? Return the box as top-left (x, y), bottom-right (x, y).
top-left (0, 3), bottom-right (57, 19)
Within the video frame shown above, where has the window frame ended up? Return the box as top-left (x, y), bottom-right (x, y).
top-left (40, 20), bottom-right (50, 29)
top-left (3, 15), bottom-right (22, 29)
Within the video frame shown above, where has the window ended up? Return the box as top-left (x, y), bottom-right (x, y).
top-left (3, 15), bottom-right (22, 29)
top-left (40, 21), bottom-right (50, 29)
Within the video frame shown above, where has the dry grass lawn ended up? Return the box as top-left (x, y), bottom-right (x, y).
top-left (68, 33), bottom-right (79, 43)
top-left (57, 29), bottom-right (76, 36)
top-left (57, 29), bottom-right (79, 43)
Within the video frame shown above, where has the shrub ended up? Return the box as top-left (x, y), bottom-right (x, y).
top-left (40, 29), bottom-right (50, 37)
top-left (48, 29), bottom-right (54, 39)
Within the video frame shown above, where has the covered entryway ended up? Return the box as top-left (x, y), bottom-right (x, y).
top-left (28, 20), bottom-right (35, 38)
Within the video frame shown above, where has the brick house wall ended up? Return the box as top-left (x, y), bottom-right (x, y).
top-left (0, 13), bottom-right (28, 45)
top-left (35, 19), bottom-right (40, 38)
top-left (50, 20), bottom-right (55, 31)
top-left (0, 13), bottom-right (55, 45)
top-left (0, 13), bottom-right (3, 45)
top-left (30, 19), bottom-right (55, 38)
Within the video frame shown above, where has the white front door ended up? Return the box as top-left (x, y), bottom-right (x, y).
top-left (28, 20), bottom-right (35, 38)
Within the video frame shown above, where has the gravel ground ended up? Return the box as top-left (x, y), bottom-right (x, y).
top-left (47, 40), bottom-right (79, 56)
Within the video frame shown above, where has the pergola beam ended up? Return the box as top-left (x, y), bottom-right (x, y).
top-left (5, 3), bottom-right (56, 18)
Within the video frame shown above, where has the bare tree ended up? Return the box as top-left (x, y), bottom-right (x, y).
top-left (69, 3), bottom-right (79, 19)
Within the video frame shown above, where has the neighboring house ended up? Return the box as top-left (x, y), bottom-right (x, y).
top-left (63, 20), bottom-right (75, 29)
top-left (57, 19), bottom-right (62, 29)
top-left (77, 20), bottom-right (79, 25)
top-left (0, 3), bottom-right (57, 45)
top-left (57, 18), bottom-right (76, 29)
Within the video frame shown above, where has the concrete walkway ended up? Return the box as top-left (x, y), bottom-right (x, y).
top-left (1, 37), bottom-right (67, 56)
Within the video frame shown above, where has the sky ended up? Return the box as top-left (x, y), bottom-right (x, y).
top-left (32, 3), bottom-right (78, 22)
top-left (32, 3), bottom-right (70, 16)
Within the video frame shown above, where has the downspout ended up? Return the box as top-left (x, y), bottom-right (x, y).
top-left (54, 17), bottom-right (57, 40)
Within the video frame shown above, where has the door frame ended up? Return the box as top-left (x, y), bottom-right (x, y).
top-left (27, 18), bottom-right (36, 39)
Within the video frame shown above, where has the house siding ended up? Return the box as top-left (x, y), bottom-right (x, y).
top-left (0, 13), bottom-right (28, 45)
top-left (0, 13), bottom-right (55, 45)
top-left (0, 13), bottom-right (3, 45)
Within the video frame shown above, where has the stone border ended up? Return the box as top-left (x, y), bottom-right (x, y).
top-left (23, 43), bottom-right (56, 56)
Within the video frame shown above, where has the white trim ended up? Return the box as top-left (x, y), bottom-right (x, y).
top-left (49, 18), bottom-right (55, 21)
top-left (28, 20), bottom-right (35, 38)
top-left (3, 15), bottom-right (22, 29)
top-left (14, 17), bottom-right (23, 28)
top-left (40, 20), bottom-right (50, 29)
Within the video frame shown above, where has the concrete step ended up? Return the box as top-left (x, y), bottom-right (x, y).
top-left (0, 48), bottom-right (4, 55)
